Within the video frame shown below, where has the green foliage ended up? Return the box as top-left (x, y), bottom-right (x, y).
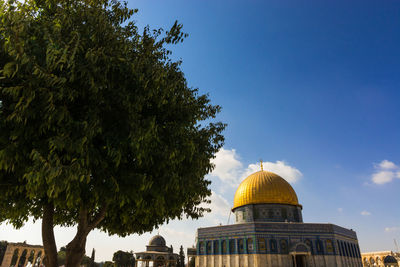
top-left (102, 261), bottom-right (114, 267)
top-left (0, 0), bottom-right (224, 242)
top-left (58, 249), bottom-right (66, 266)
top-left (112, 250), bottom-right (134, 267)
top-left (58, 248), bottom-right (97, 267)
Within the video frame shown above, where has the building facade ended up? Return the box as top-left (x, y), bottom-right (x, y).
top-left (361, 251), bottom-right (400, 267)
top-left (0, 242), bottom-right (44, 267)
top-left (195, 169), bottom-right (363, 267)
top-left (135, 235), bottom-right (179, 267)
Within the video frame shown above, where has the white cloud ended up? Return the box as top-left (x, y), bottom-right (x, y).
top-left (384, 226), bottom-right (400, 233)
top-left (207, 191), bottom-right (231, 217)
top-left (211, 149), bottom-right (302, 187)
top-left (371, 160), bottom-right (400, 185)
top-left (372, 171), bottom-right (395, 184)
top-left (337, 208), bottom-right (343, 212)
top-left (162, 227), bottom-right (193, 242)
top-left (210, 148), bottom-right (243, 187)
top-left (361, 211), bottom-right (371, 216)
top-left (379, 160), bottom-right (397, 170)
top-left (244, 161), bottom-right (302, 184)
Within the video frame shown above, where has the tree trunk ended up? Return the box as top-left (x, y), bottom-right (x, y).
top-left (65, 233), bottom-right (87, 267)
top-left (42, 203), bottom-right (58, 267)
top-left (65, 204), bottom-right (108, 267)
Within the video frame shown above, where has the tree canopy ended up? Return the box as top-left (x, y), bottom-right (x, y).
top-left (0, 0), bottom-right (225, 266)
top-left (112, 250), bottom-right (134, 267)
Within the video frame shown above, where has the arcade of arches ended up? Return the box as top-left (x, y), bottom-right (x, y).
top-left (135, 235), bottom-right (179, 267)
top-left (361, 251), bottom-right (400, 267)
top-left (0, 242), bottom-right (44, 267)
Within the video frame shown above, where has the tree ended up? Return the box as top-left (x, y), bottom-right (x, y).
top-left (102, 261), bottom-right (114, 267)
top-left (0, 1), bottom-right (225, 267)
top-left (112, 250), bottom-right (134, 267)
top-left (58, 247), bottom-right (96, 267)
top-left (57, 247), bottom-right (67, 266)
top-left (90, 248), bottom-right (96, 267)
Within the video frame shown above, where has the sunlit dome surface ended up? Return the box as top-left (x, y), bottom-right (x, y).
top-left (233, 170), bottom-right (301, 209)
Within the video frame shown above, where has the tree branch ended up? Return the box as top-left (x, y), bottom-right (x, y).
top-left (87, 203), bottom-right (108, 232)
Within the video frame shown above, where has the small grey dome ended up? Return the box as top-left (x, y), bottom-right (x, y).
top-left (384, 255), bottom-right (397, 264)
top-left (149, 235), bottom-right (166, 247)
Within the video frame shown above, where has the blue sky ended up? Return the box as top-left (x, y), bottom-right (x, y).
top-left (2, 0), bottom-right (400, 261)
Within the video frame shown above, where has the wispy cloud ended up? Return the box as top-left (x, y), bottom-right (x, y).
top-left (361, 211), bottom-right (371, 216)
top-left (207, 191), bottom-right (231, 218)
top-left (371, 160), bottom-right (400, 185)
top-left (210, 148), bottom-right (302, 187)
top-left (379, 160), bottom-right (397, 170)
top-left (384, 226), bottom-right (400, 233)
top-left (210, 148), bottom-right (243, 187)
top-left (244, 161), bottom-right (302, 184)
top-left (338, 208), bottom-right (343, 213)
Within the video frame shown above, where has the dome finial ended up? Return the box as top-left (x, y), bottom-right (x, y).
top-left (260, 159), bottom-right (263, 171)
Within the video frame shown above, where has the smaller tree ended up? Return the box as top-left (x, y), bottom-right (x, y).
top-left (102, 262), bottom-right (114, 267)
top-left (113, 251), bottom-right (135, 267)
top-left (57, 248), bottom-right (67, 266)
top-left (177, 246), bottom-right (185, 267)
top-left (90, 249), bottom-right (96, 267)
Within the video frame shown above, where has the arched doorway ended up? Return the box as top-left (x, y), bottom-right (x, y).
top-left (290, 243), bottom-right (311, 267)
top-left (154, 256), bottom-right (165, 267)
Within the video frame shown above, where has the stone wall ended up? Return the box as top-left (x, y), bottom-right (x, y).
top-left (196, 254), bottom-right (363, 267)
top-left (0, 242), bottom-right (44, 267)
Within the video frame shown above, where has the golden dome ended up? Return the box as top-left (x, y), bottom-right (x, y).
top-left (233, 170), bottom-right (301, 210)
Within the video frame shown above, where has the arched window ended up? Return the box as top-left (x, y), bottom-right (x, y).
top-left (345, 242), bottom-right (350, 257)
top-left (258, 238), bottom-right (266, 252)
top-left (270, 239), bottom-right (277, 253)
top-left (337, 241), bottom-right (342, 256)
top-left (11, 249), bottom-right (19, 266)
top-left (213, 240), bottom-right (219, 254)
top-left (280, 240), bottom-right (288, 254)
top-left (199, 242), bottom-right (204, 254)
top-left (305, 239), bottom-right (313, 255)
top-left (28, 250), bottom-right (35, 264)
top-left (316, 240), bottom-right (323, 254)
top-left (229, 239), bottom-right (235, 254)
top-left (326, 240), bottom-right (334, 253)
top-left (33, 251), bottom-right (42, 267)
top-left (238, 239), bottom-right (244, 254)
top-left (356, 244), bottom-right (361, 258)
top-left (222, 240), bottom-right (227, 254)
top-left (369, 257), bottom-right (375, 265)
top-left (268, 210), bottom-right (274, 218)
top-left (247, 238), bottom-right (253, 253)
top-left (351, 244), bottom-right (356, 258)
top-left (293, 210), bottom-right (299, 221)
top-left (206, 241), bottom-right (212, 255)
top-left (18, 249), bottom-right (28, 267)
top-left (281, 208), bottom-right (287, 220)
top-left (206, 241), bottom-right (211, 255)
top-left (343, 241), bottom-right (347, 256)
